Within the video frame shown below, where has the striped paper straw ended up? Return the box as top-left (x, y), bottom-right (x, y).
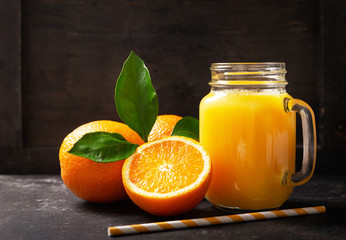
top-left (108, 206), bottom-right (326, 237)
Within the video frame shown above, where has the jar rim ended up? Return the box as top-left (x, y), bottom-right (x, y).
top-left (210, 62), bottom-right (286, 65)
top-left (210, 62), bottom-right (287, 85)
top-left (210, 62), bottom-right (286, 72)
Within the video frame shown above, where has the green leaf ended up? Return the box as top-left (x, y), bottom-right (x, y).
top-left (171, 116), bottom-right (199, 141)
top-left (115, 51), bottom-right (158, 142)
top-left (68, 132), bottom-right (139, 163)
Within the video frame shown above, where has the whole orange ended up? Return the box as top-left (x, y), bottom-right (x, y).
top-left (59, 120), bottom-right (144, 203)
top-left (148, 115), bottom-right (182, 141)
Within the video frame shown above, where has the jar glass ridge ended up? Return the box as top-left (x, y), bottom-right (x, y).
top-left (209, 62), bottom-right (288, 89)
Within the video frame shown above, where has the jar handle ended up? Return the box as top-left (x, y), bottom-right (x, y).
top-left (282, 98), bottom-right (317, 186)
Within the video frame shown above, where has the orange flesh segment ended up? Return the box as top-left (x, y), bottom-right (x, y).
top-left (129, 140), bottom-right (204, 194)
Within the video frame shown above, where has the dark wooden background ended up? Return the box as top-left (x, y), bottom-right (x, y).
top-left (1, 0), bottom-right (345, 174)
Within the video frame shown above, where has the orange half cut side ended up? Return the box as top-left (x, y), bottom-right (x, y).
top-left (122, 136), bottom-right (212, 216)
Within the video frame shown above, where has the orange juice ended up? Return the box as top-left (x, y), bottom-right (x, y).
top-left (200, 88), bottom-right (296, 210)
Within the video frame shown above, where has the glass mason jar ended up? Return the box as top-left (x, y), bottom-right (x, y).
top-left (199, 63), bottom-right (316, 210)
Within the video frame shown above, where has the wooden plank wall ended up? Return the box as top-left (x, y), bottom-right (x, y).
top-left (0, 0), bottom-right (22, 148)
top-left (319, 0), bottom-right (346, 173)
top-left (0, 0), bottom-right (345, 174)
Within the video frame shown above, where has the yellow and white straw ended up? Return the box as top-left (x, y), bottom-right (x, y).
top-left (108, 206), bottom-right (326, 237)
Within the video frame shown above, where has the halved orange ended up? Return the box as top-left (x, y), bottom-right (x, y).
top-left (122, 136), bottom-right (211, 216)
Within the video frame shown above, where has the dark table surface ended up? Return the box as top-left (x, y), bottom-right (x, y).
top-left (1, 174), bottom-right (345, 240)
